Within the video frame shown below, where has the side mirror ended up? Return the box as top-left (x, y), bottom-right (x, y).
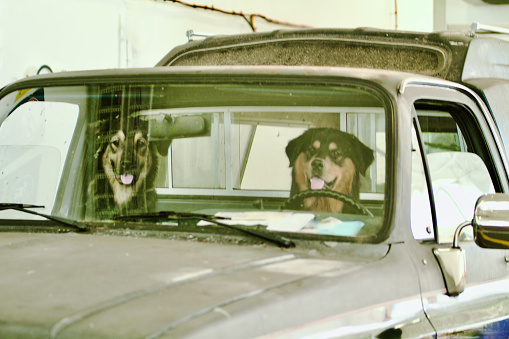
top-left (433, 193), bottom-right (509, 296)
top-left (473, 193), bottom-right (509, 249)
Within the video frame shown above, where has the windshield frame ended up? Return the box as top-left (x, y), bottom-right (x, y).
top-left (0, 66), bottom-right (396, 244)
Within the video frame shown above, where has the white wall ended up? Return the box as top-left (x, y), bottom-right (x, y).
top-left (0, 0), bottom-right (435, 88)
top-left (446, 0), bottom-right (509, 30)
top-left (0, 0), bottom-right (121, 84)
top-left (0, 0), bottom-right (505, 89)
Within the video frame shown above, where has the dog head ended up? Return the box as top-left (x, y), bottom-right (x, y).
top-left (286, 128), bottom-right (374, 213)
top-left (101, 126), bottom-right (158, 209)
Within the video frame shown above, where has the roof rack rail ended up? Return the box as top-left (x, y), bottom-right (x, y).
top-left (186, 29), bottom-right (216, 42)
top-left (470, 22), bottom-right (509, 36)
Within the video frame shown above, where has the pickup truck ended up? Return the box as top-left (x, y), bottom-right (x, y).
top-left (0, 26), bottom-right (508, 338)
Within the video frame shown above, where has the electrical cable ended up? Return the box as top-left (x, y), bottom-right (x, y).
top-left (165, 0), bottom-right (311, 32)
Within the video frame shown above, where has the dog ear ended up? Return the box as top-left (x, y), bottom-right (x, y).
top-left (87, 119), bottom-right (109, 159)
top-left (285, 132), bottom-right (308, 167)
top-left (351, 138), bottom-right (375, 176)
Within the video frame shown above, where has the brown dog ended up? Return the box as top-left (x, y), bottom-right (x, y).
top-left (285, 128), bottom-right (374, 213)
top-left (88, 121), bottom-right (159, 218)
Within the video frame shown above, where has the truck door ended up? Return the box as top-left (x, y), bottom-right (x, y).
top-left (403, 84), bottom-right (509, 337)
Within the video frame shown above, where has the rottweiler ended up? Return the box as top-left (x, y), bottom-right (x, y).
top-left (285, 128), bottom-right (374, 213)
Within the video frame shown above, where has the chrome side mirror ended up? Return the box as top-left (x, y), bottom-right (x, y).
top-left (473, 193), bottom-right (509, 249)
top-left (433, 193), bottom-right (509, 296)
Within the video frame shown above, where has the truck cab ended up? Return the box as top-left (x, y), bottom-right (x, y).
top-left (1, 26), bottom-right (509, 338)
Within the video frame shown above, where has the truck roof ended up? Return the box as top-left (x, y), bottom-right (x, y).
top-left (157, 27), bottom-right (509, 83)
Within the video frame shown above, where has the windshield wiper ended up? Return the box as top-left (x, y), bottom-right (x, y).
top-left (0, 203), bottom-right (88, 231)
top-left (114, 211), bottom-right (295, 248)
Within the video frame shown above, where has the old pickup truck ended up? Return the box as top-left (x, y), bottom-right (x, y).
top-left (1, 26), bottom-right (508, 338)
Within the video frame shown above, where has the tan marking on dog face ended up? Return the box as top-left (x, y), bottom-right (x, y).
top-left (329, 157), bottom-right (355, 194)
top-left (106, 131), bottom-right (123, 169)
top-left (294, 153), bottom-right (310, 193)
top-left (133, 131), bottom-right (150, 170)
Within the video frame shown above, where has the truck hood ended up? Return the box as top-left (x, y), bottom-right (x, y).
top-left (0, 232), bottom-right (392, 338)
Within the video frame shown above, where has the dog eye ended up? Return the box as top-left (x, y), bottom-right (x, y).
top-left (330, 150), bottom-right (340, 159)
top-left (330, 150), bottom-right (345, 164)
top-left (306, 146), bottom-right (317, 157)
top-left (136, 139), bottom-right (147, 153)
top-left (110, 139), bottom-right (120, 151)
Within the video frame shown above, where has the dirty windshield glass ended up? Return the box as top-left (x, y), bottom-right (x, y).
top-left (0, 79), bottom-right (388, 240)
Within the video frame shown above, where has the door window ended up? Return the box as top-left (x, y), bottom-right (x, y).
top-left (411, 103), bottom-right (497, 243)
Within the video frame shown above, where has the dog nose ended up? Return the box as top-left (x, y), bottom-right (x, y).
top-left (120, 158), bottom-right (133, 173)
top-left (311, 159), bottom-right (325, 173)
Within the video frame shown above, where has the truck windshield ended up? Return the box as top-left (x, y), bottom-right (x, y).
top-left (0, 78), bottom-right (389, 241)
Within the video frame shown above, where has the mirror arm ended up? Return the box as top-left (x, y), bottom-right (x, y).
top-left (453, 220), bottom-right (472, 249)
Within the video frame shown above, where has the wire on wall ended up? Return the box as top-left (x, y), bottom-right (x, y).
top-left (164, 0), bottom-right (311, 32)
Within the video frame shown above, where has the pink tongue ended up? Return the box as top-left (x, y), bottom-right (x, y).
top-left (120, 174), bottom-right (134, 185)
top-left (310, 177), bottom-right (325, 190)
